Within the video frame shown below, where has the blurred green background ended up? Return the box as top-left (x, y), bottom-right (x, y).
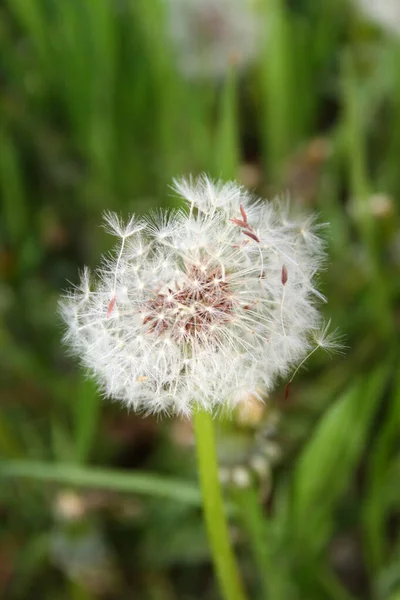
top-left (1, 0), bottom-right (399, 598)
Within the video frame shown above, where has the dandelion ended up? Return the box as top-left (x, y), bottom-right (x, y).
top-left (60, 175), bottom-right (336, 600)
top-left (355, 0), bottom-right (400, 36)
top-left (61, 175), bottom-right (332, 418)
top-left (165, 0), bottom-right (261, 78)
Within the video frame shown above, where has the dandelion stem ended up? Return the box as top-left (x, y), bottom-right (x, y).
top-left (193, 410), bottom-right (247, 600)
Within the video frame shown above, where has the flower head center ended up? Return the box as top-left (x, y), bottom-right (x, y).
top-left (142, 264), bottom-right (234, 341)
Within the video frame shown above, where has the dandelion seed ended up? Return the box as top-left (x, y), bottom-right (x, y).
top-left (283, 320), bottom-right (345, 400)
top-left (239, 204), bottom-right (248, 223)
top-left (281, 265), bottom-right (288, 286)
top-left (313, 320), bottom-right (346, 356)
top-left (230, 217), bottom-right (248, 228)
top-left (242, 229), bottom-right (260, 243)
top-left (60, 175), bottom-right (334, 417)
top-left (106, 296), bottom-right (116, 318)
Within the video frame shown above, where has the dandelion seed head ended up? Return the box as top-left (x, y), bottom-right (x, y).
top-left (61, 176), bottom-right (332, 417)
top-left (356, 0), bottom-right (400, 35)
top-left (165, 0), bottom-right (262, 79)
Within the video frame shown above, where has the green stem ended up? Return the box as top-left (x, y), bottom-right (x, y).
top-left (193, 410), bottom-right (247, 600)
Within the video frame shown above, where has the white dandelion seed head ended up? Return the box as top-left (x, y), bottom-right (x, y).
top-left (60, 175), bottom-right (331, 417)
top-left (356, 0), bottom-right (400, 36)
top-left (165, 0), bottom-right (262, 79)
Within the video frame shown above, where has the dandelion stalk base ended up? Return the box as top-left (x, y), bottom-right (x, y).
top-left (193, 409), bottom-right (246, 600)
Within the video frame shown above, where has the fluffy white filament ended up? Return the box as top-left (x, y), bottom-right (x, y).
top-left (61, 176), bottom-right (333, 416)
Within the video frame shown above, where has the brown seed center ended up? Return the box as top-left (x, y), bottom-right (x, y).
top-left (142, 265), bottom-right (233, 341)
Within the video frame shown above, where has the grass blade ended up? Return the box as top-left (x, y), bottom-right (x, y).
top-left (0, 460), bottom-right (202, 506)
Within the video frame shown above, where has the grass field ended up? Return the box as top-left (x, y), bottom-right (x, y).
top-left (0, 1), bottom-right (399, 598)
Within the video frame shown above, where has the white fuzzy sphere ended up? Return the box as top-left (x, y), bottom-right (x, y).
top-left (61, 176), bottom-right (329, 416)
top-left (165, 0), bottom-right (261, 78)
top-left (356, 0), bottom-right (400, 35)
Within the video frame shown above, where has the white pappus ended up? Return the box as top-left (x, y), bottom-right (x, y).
top-left (60, 175), bottom-right (338, 417)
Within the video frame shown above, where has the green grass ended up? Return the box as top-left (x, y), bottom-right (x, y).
top-left (0, 0), bottom-right (399, 598)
